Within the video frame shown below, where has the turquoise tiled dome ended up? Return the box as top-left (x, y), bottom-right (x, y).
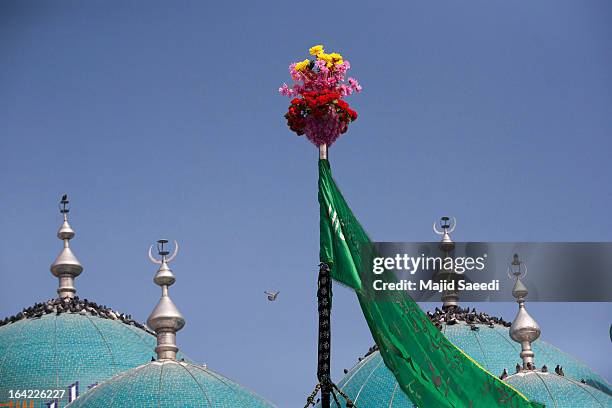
top-left (0, 310), bottom-right (182, 407)
top-left (505, 371), bottom-right (612, 407)
top-left (318, 320), bottom-right (611, 407)
top-left (65, 359), bottom-right (276, 407)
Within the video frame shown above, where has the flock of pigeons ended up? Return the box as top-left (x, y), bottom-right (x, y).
top-left (427, 306), bottom-right (512, 331)
top-left (1, 290), bottom-right (282, 332)
top-left (499, 364), bottom-right (576, 381)
top-left (0, 296), bottom-right (154, 334)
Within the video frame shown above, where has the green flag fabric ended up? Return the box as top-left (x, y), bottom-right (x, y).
top-left (318, 159), bottom-right (544, 408)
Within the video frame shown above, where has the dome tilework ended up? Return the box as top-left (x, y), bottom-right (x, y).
top-left (338, 352), bottom-right (414, 407)
top-left (66, 360), bottom-right (276, 407)
top-left (0, 313), bottom-right (184, 407)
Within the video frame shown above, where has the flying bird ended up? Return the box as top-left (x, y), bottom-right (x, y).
top-left (264, 291), bottom-right (279, 301)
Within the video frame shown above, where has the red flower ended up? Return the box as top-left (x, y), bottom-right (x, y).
top-left (283, 89), bottom-right (357, 137)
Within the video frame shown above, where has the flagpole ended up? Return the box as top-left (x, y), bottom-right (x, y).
top-left (317, 262), bottom-right (332, 408)
top-left (317, 143), bottom-right (331, 408)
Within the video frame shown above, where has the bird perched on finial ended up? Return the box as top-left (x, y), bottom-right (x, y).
top-left (264, 291), bottom-right (279, 301)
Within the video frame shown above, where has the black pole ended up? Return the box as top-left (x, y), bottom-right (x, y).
top-left (317, 262), bottom-right (332, 408)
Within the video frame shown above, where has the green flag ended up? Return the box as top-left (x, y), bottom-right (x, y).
top-left (318, 159), bottom-right (544, 408)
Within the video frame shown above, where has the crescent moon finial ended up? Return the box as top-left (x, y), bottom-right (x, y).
top-left (167, 240), bottom-right (179, 262)
top-left (433, 222), bottom-right (443, 235)
top-left (148, 245), bottom-right (162, 264)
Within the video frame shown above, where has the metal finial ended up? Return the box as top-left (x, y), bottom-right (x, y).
top-left (434, 216), bottom-right (458, 310)
top-left (508, 254), bottom-right (540, 370)
top-left (50, 194), bottom-right (82, 299)
top-left (319, 143), bottom-right (328, 160)
top-left (59, 194), bottom-right (69, 214)
top-left (157, 239), bottom-right (170, 256)
top-left (148, 240), bottom-right (179, 287)
top-left (433, 216), bottom-right (456, 252)
top-left (507, 253), bottom-right (528, 299)
top-left (146, 239), bottom-right (185, 361)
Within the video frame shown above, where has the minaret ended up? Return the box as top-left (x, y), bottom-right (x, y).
top-left (147, 239), bottom-right (185, 361)
top-left (508, 254), bottom-right (541, 370)
top-left (433, 216), bottom-right (458, 310)
top-left (50, 194), bottom-right (83, 299)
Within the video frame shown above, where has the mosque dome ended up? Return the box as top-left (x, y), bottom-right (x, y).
top-left (505, 371), bottom-right (612, 407)
top-left (66, 238), bottom-right (275, 408)
top-left (0, 300), bottom-right (182, 407)
top-left (65, 359), bottom-right (275, 407)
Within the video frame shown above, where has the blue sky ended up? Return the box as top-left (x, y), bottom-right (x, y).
top-left (1, 1), bottom-right (611, 406)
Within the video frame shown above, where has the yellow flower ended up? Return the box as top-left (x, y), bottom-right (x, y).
top-left (329, 53), bottom-right (344, 65)
top-left (317, 53), bottom-right (332, 62)
top-left (294, 59), bottom-right (311, 72)
top-left (316, 52), bottom-right (333, 67)
top-left (309, 45), bottom-right (324, 56)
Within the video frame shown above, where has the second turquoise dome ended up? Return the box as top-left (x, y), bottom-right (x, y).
top-left (66, 359), bottom-right (276, 407)
top-left (505, 371), bottom-right (612, 407)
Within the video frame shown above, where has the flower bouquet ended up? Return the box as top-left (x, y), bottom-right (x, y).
top-left (279, 45), bottom-right (362, 146)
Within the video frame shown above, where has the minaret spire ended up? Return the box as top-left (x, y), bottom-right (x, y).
top-left (508, 254), bottom-right (541, 370)
top-left (147, 239), bottom-right (185, 361)
top-left (433, 216), bottom-right (458, 310)
top-left (50, 194), bottom-right (83, 299)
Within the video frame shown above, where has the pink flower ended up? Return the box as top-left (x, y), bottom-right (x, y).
top-left (335, 61), bottom-right (349, 75)
top-left (315, 59), bottom-right (328, 72)
top-left (348, 77), bottom-right (362, 92)
top-left (279, 83), bottom-right (297, 97)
